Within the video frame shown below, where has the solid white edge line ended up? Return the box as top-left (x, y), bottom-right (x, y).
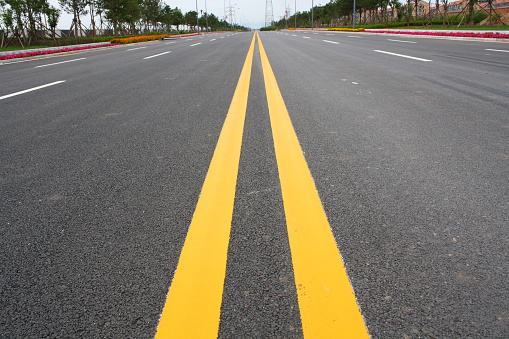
top-left (323, 40), bottom-right (340, 44)
top-left (127, 46), bottom-right (148, 51)
top-left (374, 50), bottom-right (432, 62)
top-left (143, 51), bottom-right (172, 59)
top-left (388, 39), bottom-right (417, 44)
top-left (0, 80), bottom-right (66, 100)
top-left (190, 43), bottom-right (202, 46)
top-left (486, 48), bottom-right (509, 53)
top-left (35, 58), bottom-right (86, 68)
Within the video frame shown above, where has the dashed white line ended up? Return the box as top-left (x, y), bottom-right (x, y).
top-left (323, 40), bottom-right (340, 44)
top-left (303, 36), bottom-right (311, 39)
top-left (190, 43), bottom-right (202, 47)
top-left (0, 81), bottom-right (66, 100)
top-left (210, 39), bottom-right (217, 41)
top-left (34, 58), bottom-right (86, 68)
top-left (374, 50), bottom-right (432, 62)
top-left (347, 36), bottom-right (362, 38)
top-left (485, 48), bottom-right (509, 53)
top-left (143, 51), bottom-right (171, 59)
top-left (127, 46), bottom-right (147, 51)
top-left (388, 39), bottom-right (417, 44)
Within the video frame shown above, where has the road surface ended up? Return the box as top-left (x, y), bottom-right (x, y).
top-left (1, 30), bottom-right (508, 337)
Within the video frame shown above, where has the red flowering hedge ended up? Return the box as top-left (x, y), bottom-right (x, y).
top-left (365, 30), bottom-right (509, 38)
top-left (110, 35), bottom-right (170, 44)
top-left (329, 28), bottom-right (365, 32)
top-left (0, 43), bottom-right (120, 60)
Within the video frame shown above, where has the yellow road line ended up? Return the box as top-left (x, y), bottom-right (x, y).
top-left (155, 33), bottom-right (256, 339)
top-left (257, 33), bottom-right (370, 338)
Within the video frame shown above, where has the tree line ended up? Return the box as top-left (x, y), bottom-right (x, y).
top-left (0, 0), bottom-right (247, 47)
top-left (271, 0), bottom-right (488, 29)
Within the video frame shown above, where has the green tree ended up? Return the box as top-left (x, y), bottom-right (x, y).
top-left (45, 5), bottom-right (59, 39)
top-left (171, 7), bottom-right (183, 31)
top-left (141, 0), bottom-right (161, 31)
top-left (184, 10), bottom-right (197, 31)
top-left (59, 0), bottom-right (88, 37)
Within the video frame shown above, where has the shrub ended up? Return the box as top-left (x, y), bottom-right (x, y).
top-left (110, 35), bottom-right (171, 44)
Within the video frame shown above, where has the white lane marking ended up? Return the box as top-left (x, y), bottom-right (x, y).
top-left (323, 40), bottom-right (340, 44)
top-left (143, 51), bottom-right (171, 59)
top-left (165, 42), bottom-right (175, 44)
top-left (388, 39), bottom-right (417, 44)
top-left (190, 43), bottom-right (202, 47)
top-left (374, 50), bottom-right (432, 62)
top-left (326, 34), bottom-right (334, 35)
top-left (0, 80), bottom-right (66, 100)
top-left (303, 36), bottom-right (311, 39)
top-left (210, 39), bottom-right (216, 41)
top-left (35, 58), bottom-right (86, 68)
top-left (485, 48), bottom-right (509, 53)
top-left (348, 36), bottom-right (362, 38)
top-left (127, 46), bottom-right (147, 51)
top-left (292, 34), bottom-right (297, 36)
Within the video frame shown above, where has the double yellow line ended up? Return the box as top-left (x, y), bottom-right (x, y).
top-left (155, 32), bottom-right (369, 339)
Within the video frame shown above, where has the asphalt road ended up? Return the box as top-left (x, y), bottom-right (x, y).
top-left (1, 30), bottom-right (508, 338)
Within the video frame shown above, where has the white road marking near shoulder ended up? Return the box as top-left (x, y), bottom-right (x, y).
top-left (388, 39), bottom-right (417, 44)
top-left (374, 50), bottom-right (432, 62)
top-left (485, 48), bottom-right (509, 53)
top-left (0, 81), bottom-right (66, 100)
top-left (35, 58), bottom-right (86, 68)
top-left (210, 39), bottom-right (216, 41)
top-left (143, 51), bottom-right (171, 59)
top-left (303, 36), bottom-right (311, 39)
top-left (190, 43), bottom-right (202, 47)
top-left (323, 40), bottom-right (340, 44)
top-left (127, 46), bottom-right (147, 51)
top-left (347, 36), bottom-right (362, 38)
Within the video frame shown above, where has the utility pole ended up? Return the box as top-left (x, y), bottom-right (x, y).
top-left (196, 0), bottom-right (200, 33)
top-left (284, 0), bottom-right (289, 29)
top-left (312, 0), bottom-right (314, 30)
top-left (353, 0), bottom-right (356, 29)
top-left (205, 0), bottom-right (209, 32)
top-left (295, 0), bottom-right (297, 28)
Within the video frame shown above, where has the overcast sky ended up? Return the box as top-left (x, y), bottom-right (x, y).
top-left (49, 0), bottom-right (322, 30)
